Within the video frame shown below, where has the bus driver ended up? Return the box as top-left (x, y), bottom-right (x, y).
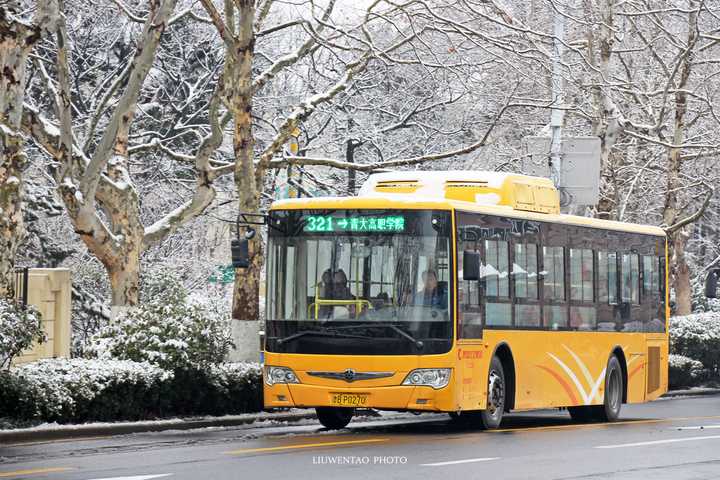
top-left (415, 269), bottom-right (447, 310)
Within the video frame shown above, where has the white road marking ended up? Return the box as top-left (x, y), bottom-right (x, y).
top-left (675, 425), bottom-right (720, 431)
top-left (595, 435), bottom-right (720, 449)
top-left (421, 457), bottom-right (500, 467)
top-left (85, 475), bottom-right (172, 480)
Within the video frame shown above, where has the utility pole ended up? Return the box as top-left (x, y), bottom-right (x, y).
top-left (346, 139), bottom-right (357, 195)
top-left (286, 127), bottom-right (301, 198)
top-left (550, 4), bottom-right (566, 206)
top-left (346, 117), bottom-right (357, 196)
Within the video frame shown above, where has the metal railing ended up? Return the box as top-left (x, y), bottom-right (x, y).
top-left (14, 267), bottom-right (29, 307)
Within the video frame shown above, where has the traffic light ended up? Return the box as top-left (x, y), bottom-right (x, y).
top-left (231, 238), bottom-right (249, 269)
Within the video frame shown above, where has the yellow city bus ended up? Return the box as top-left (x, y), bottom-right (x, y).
top-left (261, 171), bottom-right (669, 429)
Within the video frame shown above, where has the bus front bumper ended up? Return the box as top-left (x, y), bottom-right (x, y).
top-left (264, 382), bottom-right (456, 412)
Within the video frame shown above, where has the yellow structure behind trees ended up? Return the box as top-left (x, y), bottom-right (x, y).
top-left (13, 269), bottom-right (72, 365)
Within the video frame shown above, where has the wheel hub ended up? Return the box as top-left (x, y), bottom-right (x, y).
top-left (488, 371), bottom-right (504, 416)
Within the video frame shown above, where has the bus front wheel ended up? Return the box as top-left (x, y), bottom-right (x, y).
top-left (316, 407), bottom-right (354, 429)
top-left (479, 356), bottom-right (506, 429)
top-left (568, 355), bottom-right (623, 423)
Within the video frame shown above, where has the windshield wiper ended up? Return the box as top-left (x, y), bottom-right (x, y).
top-left (276, 328), bottom-right (369, 345)
top-left (331, 323), bottom-right (424, 350)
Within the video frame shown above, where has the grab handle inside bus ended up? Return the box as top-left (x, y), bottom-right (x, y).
top-left (463, 250), bottom-right (481, 281)
top-left (705, 269), bottom-right (720, 298)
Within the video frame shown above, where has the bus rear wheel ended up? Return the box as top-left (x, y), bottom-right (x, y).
top-left (568, 355), bottom-right (623, 423)
top-left (316, 407), bottom-right (354, 429)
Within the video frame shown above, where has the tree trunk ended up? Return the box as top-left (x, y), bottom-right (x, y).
top-left (0, 5), bottom-right (49, 297)
top-left (0, 126), bottom-right (25, 299)
top-left (672, 229), bottom-right (692, 315)
top-left (229, 0), bottom-right (261, 321)
top-left (586, 0), bottom-right (620, 221)
top-left (663, 4), bottom-right (697, 316)
top-left (232, 229), bottom-right (263, 320)
top-left (108, 254), bottom-right (140, 307)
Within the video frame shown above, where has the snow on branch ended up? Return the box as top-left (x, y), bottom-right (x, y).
top-left (253, 0), bottom-right (335, 94)
top-left (142, 76), bottom-right (229, 248)
top-left (80, 0), bottom-right (178, 207)
top-left (256, 55), bottom-right (371, 173)
top-left (665, 183), bottom-right (714, 233)
top-left (265, 82), bottom-right (517, 173)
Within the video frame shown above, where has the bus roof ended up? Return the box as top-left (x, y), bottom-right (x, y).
top-left (269, 196), bottom-right (666, 237)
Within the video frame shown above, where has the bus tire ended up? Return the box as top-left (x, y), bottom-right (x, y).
top-left (316, 407), bottom-right (354, 429)
top-left (596, 354), bottom-right (623, 422)
top-left (568, 355), bottom-right (623, 423)
top-left (479, 356), bottom-right (506, 429)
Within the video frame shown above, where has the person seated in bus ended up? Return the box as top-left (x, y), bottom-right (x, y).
top-left (319, 269), bottom-right (333, 296)
top-left (414, 269), bottom-right (447, 310)
top-left (317, 269), bottom-right (334, 319)
top-left (319, 269), bottom-right (358, 319)
top-left (331, 270), bottom-right (354, 300)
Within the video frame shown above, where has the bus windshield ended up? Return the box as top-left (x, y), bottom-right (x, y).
top-left (265, 209), bottom-right (453, 355)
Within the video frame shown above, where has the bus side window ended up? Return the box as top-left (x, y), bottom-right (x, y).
top-left (642, 255), bottom-right (663, 332)
top-left (621, 253), bottom-right (640, 305)
top-left (608, 252), bottom-right (618, 305)
top-left (569, 248), bottom-right (596, 331)
top-left (542, 246), bottom-right (567, 329)
top-left (457, 242), bottom-right (482, 339)
top-left (656, 255), bottom-right (667, 332)
top-left (620, 252), bottom-right (641, 331)
top-left (514, 243), bottom-right (540, 327)
top-left (596, 251), bottom-right (619, 331)
top-left (484, 239), bottom-right (511, 327)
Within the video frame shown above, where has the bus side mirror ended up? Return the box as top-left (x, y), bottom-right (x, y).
top-left (463, 251), bottom-right (481, 281)
top-left (705, 269), bottom-right (720, 298)
top-left (231, 238), bottom-right (250, 269)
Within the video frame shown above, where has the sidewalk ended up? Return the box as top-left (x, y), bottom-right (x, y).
top-left (2, 388), bottom-right (718, 445)
top-left (661, 387), bottom-right (720, 398)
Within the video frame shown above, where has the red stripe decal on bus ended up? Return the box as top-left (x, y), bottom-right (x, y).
top-left (628, 362), bottom-right (645, 380)
top-left (536, 365), bottom-right (579, 405)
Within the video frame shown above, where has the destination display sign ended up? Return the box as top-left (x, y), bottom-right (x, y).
top-left (303, 214), bottom-right (406, 233)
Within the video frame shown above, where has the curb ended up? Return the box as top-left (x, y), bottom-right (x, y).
top-left (661, 388), bottom-right (720, 398)
top-left (0, 411), bottom-right (317, 445)
top-left (0, 409), bottom-right (386, 445)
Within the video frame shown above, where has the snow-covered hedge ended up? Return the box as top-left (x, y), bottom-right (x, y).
top-left (669, 313), bottom-right (720, 379)
top-left (0, 359), bottom-right (262, 425)
top-left (86, 272), bottom-right (233, 370)
top-left (668, 354), bottom-right (706, 389)
top-left (0, 300), bottom-right (45, 369)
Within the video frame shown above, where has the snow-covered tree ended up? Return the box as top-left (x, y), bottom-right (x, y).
top-left (0, 0), bottom-right (59, 297)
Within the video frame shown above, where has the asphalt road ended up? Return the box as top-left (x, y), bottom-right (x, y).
top-left (2, 395), bottom-right (720, 480)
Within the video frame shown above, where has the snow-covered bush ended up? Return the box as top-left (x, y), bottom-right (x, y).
top-left (163, 362), bottom-right (263, 416)
top-left (0, 359), bottom-right (262, 425)
top-left (668, 354), bottom-right (707, 389)
top-left (0, 359), bottom-right (170, 423)
top-left (0, 300), bottom-right (46, 369)
top-left (87, 272), bottom-right (233, 370)
top-left (669, 313), bottom-right (720, 378)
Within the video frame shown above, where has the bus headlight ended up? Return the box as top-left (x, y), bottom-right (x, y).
top-left (402, 368), bottom-right (451, 389)
top-left (265, 366), bottom-right (300, 385)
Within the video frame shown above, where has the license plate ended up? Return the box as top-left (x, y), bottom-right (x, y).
top-left (331, 393), bottom-right (369, 407)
